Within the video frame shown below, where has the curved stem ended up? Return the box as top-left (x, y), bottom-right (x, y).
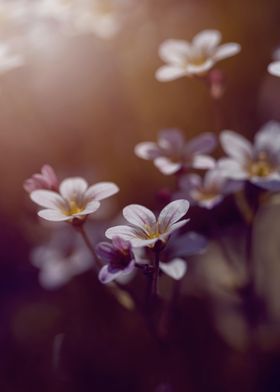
top-left (152, 249), bottom-right (160, 298)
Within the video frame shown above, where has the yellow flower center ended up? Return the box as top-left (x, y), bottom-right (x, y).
top-left (248, 152), bottom-right (273, 177)
top-left (65, 200), bottom-right (84, 216)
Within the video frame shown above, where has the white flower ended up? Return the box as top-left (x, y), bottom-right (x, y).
top-left (105, 200), bottom-right (190, 248)
top-left (156, 29), bottom-right (241, 82)
top-left (30, 177), bottom-right (119, 222)
top-left (135, 128), bottom-right (216, 175)
top-left (0, 42), bottom-right (24, 74)
top-left (268, 61), bottom-right (280, 77)
top-left (218, 122), bottom-right (280, 190)
top-left (31, 231), bottom-right (93, 289)
top-left (177, 169), bottom-right (243, 209)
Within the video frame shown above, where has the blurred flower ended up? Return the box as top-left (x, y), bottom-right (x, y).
top-left (135, 128), bottom-right (216, 175)
top-left (31, 229), bottom-right (93, 289)
top-left (219, 122), bottom-right (280, 190)
top-left (105, 200), bottom-right (190, 248)
top-left (96, 237), bottom-right (135, 283)
top-left (24, 164), bottom-right (59, 193)
top-left (155, 29), bottom-right (241, 82)
top-left (30, 177), bottom-right (119, 222)
top-left (177, 169), bottom-right (243, 209)
top-left (0, 42), bottom-right (24, 74)
top-left (35, 0), bottom-right (129, 39)
top-left (268, 61), bottom-right (280, 77)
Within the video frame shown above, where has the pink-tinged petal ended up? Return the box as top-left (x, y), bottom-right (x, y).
top-left (95, 242), bottom-right (115, 263)
top-left (134, 142), bottom-right (161, 160)
top-left (160, 258), bottom-right (187, 280)
top-left (214, 43), bottom-right (241, 61)
top-left (41, 164), bottom-right (59, 188)
top-left (59, 177), bottom-right (88, 200)
top-left (154, 157), bottom-right (181, 175)
top-left (123, 204), bottom-right (156, 229)
top-left (158, 39), bottom-right (191, 65)
top-left (85, 182), bottom-right (119, 201)
top-left (105, 225), bottom-right (141, 241)
top-left (98, 265), bottom-right (118, 284)
top-left (24, 178), bottom-right (39, 193)
top-left (158, 128), bottom-right (184, 153)
top-left (220, 130), bottom-right (253, 164)
top-left (37, 209), bottom-right (69, 222)
top-left (193, 29), bottom-right (221, 52)
top-left (217, 158), bottom-right (248, 180)
top-left (192, 154), bottom-right (216, 169)
top-left (179, 173), bottom-right (202, 190)
top-left (268, 61), bottom-right (280, 77)
top-left (30, 189), bottom-right (65, 209)
top-left (158, 199), bottom-right (190, 232)
top-left (72, 201), bottom-right (100, 217)
top-left (186, 59), bottom-right (214, 75)
top-left (255, 121), bottom-right (280, 154)
top-left (204, 169), bottom-right (225, 189)
top-left (155, 65), bottom-right (189, 82)
top-left (185, 132), bottom-right (217, 155)
top-left (166, 219), bottom-right (190, 235)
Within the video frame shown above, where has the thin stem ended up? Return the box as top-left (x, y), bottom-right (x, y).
top-left (74, 223), bottom-right (102, 268)
top-left (152, 249), bottom-right (160, 297)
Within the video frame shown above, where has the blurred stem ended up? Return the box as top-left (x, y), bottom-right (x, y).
top-left (234, 190), bottom-right (254, 225)
top-left (74, 223), bottom-right (101, 269)
top-left (152, 249), bottom-right (160, 298)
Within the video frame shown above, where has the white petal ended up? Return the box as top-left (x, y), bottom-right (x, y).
top-left (179, 173), bottom-right (202, 190)
top-left (158, 128), bottom-right (184, 153)
top-left (85, 182), bottom-right (119, 201)
top-left (37, 209), bottom-right (69, 222)
top-left (158, 200), bottom-right (190, 232)
top-left (255, 121), bottom-right (280, 155)
top-left (268, 61), bottom-right (280, 77)
top-left (217, 158), bottom-right (248, 180)
top-left (160, 258), bottom-right (187, 280)
top-left (98, 265), bottom-right (118, 284)
top-left (123, 204), bottom-right (156, 229)
top-left (214, 43), bottom-right (241, 61)
top-left (154, 157), bottom-right (181, 175)
top-left (30, 190), bottom-right (65, 209)
top-left (192, 154), bottom-right (216, 169)
top-left (204, 169), bottom-right (225, 190)
top-left (134, 142), bottom-right (161, 160)
top-left (158, 39), bottom-right (190, 65)
top-left (220, 130), bottom-right (253, 164)
top-left (186, 59), bottom-right (215, 75)
top-left (197, 195), bottom-right (223, 209)
top-left (185, 132), bottom-right (217, 155)
top-left (59, 177), bottom-right (88, 200)
top-left (166, 219), bottom-right (190, 235)
top-left (155, 65), bottom-right (189, 82)
top-left (193, 29), bottom-right (221, 52)
top-left (105, 225), bottom-right (141, 241)
top-left (73, 201), bottom-right (100, 216)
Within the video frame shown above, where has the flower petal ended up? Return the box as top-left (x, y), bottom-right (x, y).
top-left (105, 225), bottom-right (141, 241)
top-left (192, 154), bottom-right (216, 169)
top-left (186, 59), bottom-right (215, 75)
top-left (217, 158), bottom-right (248, 180)
top-left (220, 130), bottom-right (253, 164)
top-left (85, 182), bottom-right (119, 201)
top-left (59, 177), bottom-right (88, 200)
top-left (158, 200), bottom-right (190, 232)
top-left (98, 264), bottom-right (119, 284)
top-left (254, 121), bottom-right (280, 156)
top-left (193, 29), bottom-right (221, 52)
top-left (30, 189), bottom-right (65, 209)
top-left (95, 242), bottom-right (115, 263)
top-left (268, 61), bottom-right (280, 77)
top-left (158, 39), bottom-right (190, 65)
top-left (37, 209), bottom-right (69, 222)
top-left (123, 204), bottom-right (156, 229)
top-left (158, 128), bottom-right (184, 153)
top-left (166, 219), bottom-right (190, 235)
top-left (154, 157), bottom-right (181, 175)
top-left (134, 142), bottom-right (161, 160)
top-left (185, 132), bottom-right (217, 155)
top-left (155, 65), bottom-right (189, 82)
top-left (179, 174), bottom-right (202, 190)
top-left (214, 43), bottom-right (241, 61)
top-left (160, 258), bottom-right (187, 280)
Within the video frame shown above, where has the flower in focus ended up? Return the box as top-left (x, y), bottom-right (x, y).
top-left (268, 61), bottom-right (280, 77)
top-left (218, 122), bottom-right (280, 190)
top-left (155, 29), bottom-right (241, 82)
top-left (96, 236), bottom-right (135, 283)
top-left (105, 199), bottom-right (190, 248)
top-left (0, 42), bottom-right (24, 74)
top-left (177, 169), bottom-right (243, 209)
top-left (31, 229), bottom-right (93, 289)
top-left (135, 128), bottom-right (216, 175)
top-left (30, 177), bottom-right (119, 222)
top-left (24, 164), bottom-right (59, 193)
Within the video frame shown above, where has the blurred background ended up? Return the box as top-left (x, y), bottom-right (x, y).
top-left (2, 0), bottom-right (280, 391)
